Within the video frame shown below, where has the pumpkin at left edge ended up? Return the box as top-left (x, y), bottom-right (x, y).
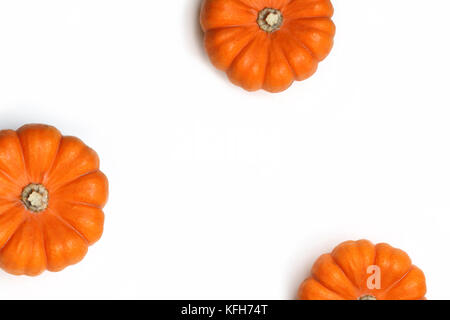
top-left (0, 124), bottom-right (108, 276)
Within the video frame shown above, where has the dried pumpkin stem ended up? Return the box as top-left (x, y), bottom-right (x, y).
top-left (358, 295), bottom-right (377, 300)
top-left (21, 183), bottom-right (49, 213)
top-left (257, 8), bottom-right (283, 33)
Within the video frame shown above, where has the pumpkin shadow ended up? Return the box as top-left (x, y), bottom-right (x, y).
top-left (186, 0), bottom-right (231, 82)
top-left (194, 0), bottom-right (205, 56)
top-left (0, 107), bottom-right (39, 129)
top-left (0, 104), bottom-right (64, 130)
top-left (0, 118), bottom-right (22, 129)
top-left (289, 237), bottom-right (349, 300)
top-left (185, 0), bottom-right (207, 59)
top-left (289, 257), bottom-right (314, 299)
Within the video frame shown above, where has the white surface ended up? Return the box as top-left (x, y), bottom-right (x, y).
top-left (0, 0), bottom-right (449, 299)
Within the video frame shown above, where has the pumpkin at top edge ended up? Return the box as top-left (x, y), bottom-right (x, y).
top-left (0, 124), bottom-right (108, 276)
top-left (298, 240), bottom-right (427, 300)
top-left (200, 0), bottom-right (336, 93)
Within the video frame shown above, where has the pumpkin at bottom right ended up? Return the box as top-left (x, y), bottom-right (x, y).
top-left (298, 239), bottom-right (426, 300)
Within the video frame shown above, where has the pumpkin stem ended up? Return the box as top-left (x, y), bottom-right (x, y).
top-left (359, 295), bottom-right (377, 300)
top-left (257, 8), bottom-right (283, 33)
top-left (21, 183), bottom-right (49, 213)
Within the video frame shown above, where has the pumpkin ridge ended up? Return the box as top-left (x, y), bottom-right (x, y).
top-left (205, 26), bottom-right (259, 53)
top-left (330, 254), bottom-right (360, 294)
top-left (0, 168), bottom-right (21, 188)
top-left (293, 35), bottom-right (320, 61)
top-left (200, 0), bottom-right (258, 32)
top-left (0, 215), bottom-right (30, 274)
top-left (275, 29), bottom-right (317, 81)
top-left (205, 26), bottom-right (260, 71)
top-left (374, 244), bottom-right (411, 293)
top-left (263, 35), bottom-right (295, 92)
top-left (300, 277), bottom-right (346, 300)
top-left (355, 240), bottom-right (376, 292)
top-left (204, 22), bottom-right (258, 32)
top-left (278, 34), bottom-right (299, 79)
top-left (0, 212), bottom-right (26, 252)
top-left (284, 25), bottom-right (318, 60)
top-left (0, 196), bottom-right (20, 207)
top-left (226, 33), bottom-right (259, 73)
top-left (285, 0), bottom-right (333, 15)
top-left (35, 216), bottom-right (48, 272)
top-left (312, 278), bottom-right (347, 300)
top-left (296, 33), bottom-right (324, 58)
top-left (0, 202), bottom-right (18, 216)
top-left (15, 130), bottom-right (30, 182)
top-left (227, 29), bottom-right (259, 70)
top-left (21, 216), bottom-right (46, 275)
top-left (49, 201), bottom-right (104, 245)
top-left (287, 16), bottom-right (334, 22)
top-left (50, 171), bottom-right (108, 210)
top-left (286, 22), bottom-right (335, 37)
top-left (282, 0), bottom-right (296, 11)
top-left (59, 200), bottom-right (103, 210)
top-left (42, 136), bottom-right (63, 186)
top-left (0, 200), bottom-right (23, 213)
top-left (233, 0), bottom-right (258, 11)
top-left (261, 36), bottom-right (273, 89)
top-left (379, 266), bottom-right (414, 298)
top-left (311, 268), bottom-right (353, 299)
top-left (49, 169), bottom-right (100, 192)
top-left (17, 125), bottom-right (63, 183)
top-left (46, 208), bottom-right (90, 246)
top-left (40, 214), bottom-right (75, 271)
top-left (44, 138), bottom-right (101, 191)
top-left (310, 275), bottom-right (338, 298)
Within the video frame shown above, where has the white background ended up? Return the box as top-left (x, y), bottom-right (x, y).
top-left (0, 0), bottom-right (449, 299)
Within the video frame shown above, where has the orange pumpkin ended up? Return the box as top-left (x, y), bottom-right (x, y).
top-left (0, 124), bottom-right (108, 276)
top-left (298, 240), bottom-right (426, 300)
top-left (200, 0), bottom-right (336, 93)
